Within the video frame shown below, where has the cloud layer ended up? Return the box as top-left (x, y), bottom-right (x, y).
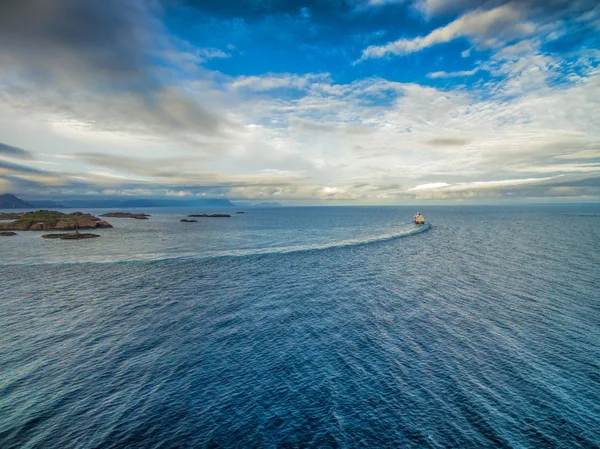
top-left (0, 0), bottom-right (599, 203)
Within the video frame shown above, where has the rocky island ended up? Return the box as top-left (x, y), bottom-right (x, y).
top-left (42, 232), bottom-right (101, 240)
top-left (0, 210), bottom-right (113, 231)
top-left (187, 213), bottom-right (231, 218)
top-left (180, 219), bottom-right (198, 223)
top-left (0, 231), bottom-right (18, 236)
top-left (100, 212), bottom-right (150, 219)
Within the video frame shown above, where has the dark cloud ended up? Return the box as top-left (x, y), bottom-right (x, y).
top-left (0, 159), bottom-right (47, 175)
top-left (76, 152), bottom-right (208, 178)
top-left (0, 0), bottom-right (236, 139)
top-left (0, 142), bottom-right (33, 159)
top-left (0, 160), bottom-right (72, 194)
top-left (0, 0), bottom-right (155, 85)
top-left (370, 183), bottom-right (402, 191)
top-left (473, 139), bottom-right (600, 179)
top-left (0, 155), bottom-right (302, 198)
top-left (426, 137), bottom-right (471, 146)
top-left (3, 154), bottom-right (599, 201)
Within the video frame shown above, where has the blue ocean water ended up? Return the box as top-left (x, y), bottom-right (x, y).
top-left (1, 205), bottom-right (599, 448)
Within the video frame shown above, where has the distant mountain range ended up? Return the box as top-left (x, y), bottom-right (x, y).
top-left (50, 198), bottom-right (236, 208)
top-left (28, 200), bottom-right (68, 208)
top-left (0, 194), bottom-right (238, 209)
top-left (0, 193), bottom-right (33, 209)
top-left (0, 194), bottom-right (285, 210)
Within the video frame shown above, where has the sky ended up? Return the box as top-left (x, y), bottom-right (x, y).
top-left (0, 0), bottom-right (599, 204)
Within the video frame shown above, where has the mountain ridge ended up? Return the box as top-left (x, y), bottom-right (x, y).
top-left (0, 193), bottom-right (33, 209)
top-left (0, 195), bottom-right (235, 209)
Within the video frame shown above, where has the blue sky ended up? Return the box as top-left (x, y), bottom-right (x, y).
top-left (0, 0), bottom-right (599, 203)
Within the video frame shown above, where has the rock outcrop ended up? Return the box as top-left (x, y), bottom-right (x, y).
top-left (100, 212), bottom-right (150, 219)
top-left (180, 219), bottom-right (198, 222)
top-left (0, 210), bottom-right (113, 231)
top-left (0, 231), bottom-right (17, 236)
top-left (187, 214), bottom-right (231, 218)
top-left (42, 232), bottom-right (101, 240)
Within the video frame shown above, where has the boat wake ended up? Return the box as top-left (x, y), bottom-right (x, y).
top-left (220, 222), bottom-right (431, 258)
top-left (119, 222), bottom-right (432, 266)
top-left (131, 222), bottom-right (430, 265)
top-left (1, 223), bottom-right (431, 266)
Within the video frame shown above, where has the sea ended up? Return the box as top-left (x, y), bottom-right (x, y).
top-left (1, 204), bottom-right (599, 448)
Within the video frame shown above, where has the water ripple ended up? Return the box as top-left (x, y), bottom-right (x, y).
top-left (1, 206), bottom-right (599, 448)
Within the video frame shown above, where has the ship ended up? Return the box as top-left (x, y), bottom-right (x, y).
top-left (414, 212), bottom-right (425, 224)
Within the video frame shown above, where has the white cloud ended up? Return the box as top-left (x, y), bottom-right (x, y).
top-left (359, 4), bottom-right (535, 60)
top-left (2, 5), bottom-right (599, 203)
top-left (197, 48), bottom-right (230, 61)
top-left (408, 182), bottom-right (450, 191)
top-left (5, 62), bottom-right (599, 201)
top-left (412, 176), bottom-right (560, 191)
top-left (211, 60), bottom-right (600, 201)
top-left (231, 73), bottom-right (330, 91)
top-left (323, 186), bottom-right (345, 194)
top-left (166, 190), bottom-right (193, 197)
top-left (427, 68), bottom-right (481, 78)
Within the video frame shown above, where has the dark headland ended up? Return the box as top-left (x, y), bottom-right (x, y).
top-left (0, 193), bottom-right (33, 209)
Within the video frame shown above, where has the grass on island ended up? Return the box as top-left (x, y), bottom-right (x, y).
top-left (19, 210), bottom-right (68, 221)
top-left (1, 210), bottom-right (89, 222)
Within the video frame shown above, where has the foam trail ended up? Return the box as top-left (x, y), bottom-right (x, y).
top-left (0, 223), bottom-right (431, 267)
top-left (226, 222), bottom-right (431, 257)
top-left (109, 222), bottom-right (431, 265)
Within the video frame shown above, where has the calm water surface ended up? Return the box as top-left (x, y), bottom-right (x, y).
top-left (1, 205), bottom-right (599, 448)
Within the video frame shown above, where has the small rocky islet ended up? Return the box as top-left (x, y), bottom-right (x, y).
top-left (0, 210), bottom-right (112, 232)
top-left (42, 232), bottom-right (101, 240)
top-left (187, 213), bottom-right (231, 218)
top-left (100, 212), bottom-right (150, 219)
top-left (0, 208), bottom-right (243, 240)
